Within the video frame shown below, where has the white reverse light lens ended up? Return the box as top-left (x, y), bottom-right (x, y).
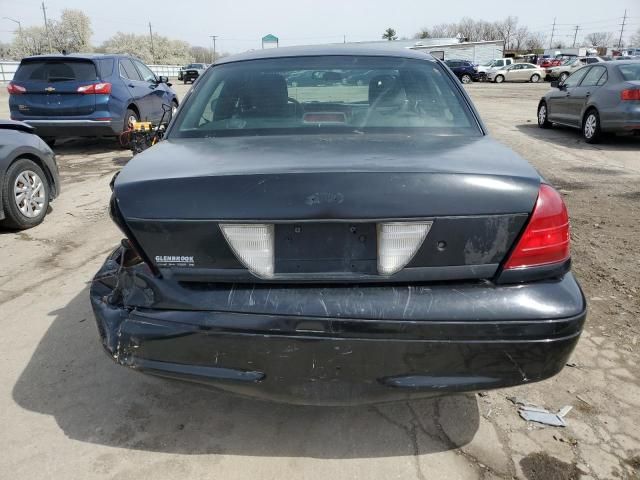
top-left (377, 222), bottom-right (433, 276)
top-left (220, 224), bottom-right (274, 279)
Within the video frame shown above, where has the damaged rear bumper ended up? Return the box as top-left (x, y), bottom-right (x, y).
top-left (90, 248), bottom-right (587, 406)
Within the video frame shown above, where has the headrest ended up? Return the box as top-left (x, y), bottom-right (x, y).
top-left (368, 75), bottom-right (402, 107)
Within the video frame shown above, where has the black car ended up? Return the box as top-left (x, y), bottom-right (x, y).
top-left (91, 45), bottom-right (586, 406)
top-left (182, 63), bottom-right (207, 84)
top-left (0, 120), bottom-right (60, 229)
top-left (444, 59), bottom-right (479, 83)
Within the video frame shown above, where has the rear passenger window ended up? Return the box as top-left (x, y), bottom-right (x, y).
top-left (96, 59), bottom-right (114, 79)
top-left (14, 60), bottom-right (97, 82)
top-left (580, 66), bottom-right (606, 87)
top-left (120, 59), bottom-right (142, 81)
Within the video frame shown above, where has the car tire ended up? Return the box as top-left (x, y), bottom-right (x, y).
top-left (494, 75), bottom-right (504, 84)
top-left (171, 100), bottom-right (179, 117)
top-left (124, 108), bottom-right (139, 132)
top-left (559, 72), bottom-right (569, 83)
top-left (537, 101), bottom-right (552, 129)
top-left (583, 109), bottom-right (602, 144)
top-left (530, 74), bottom-right (541, 83)
top-left (461, 74), bottom-right (472, 84)
top-left (1, 158), bottom-right (50, 230)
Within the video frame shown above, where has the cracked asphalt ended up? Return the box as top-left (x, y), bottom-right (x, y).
top-left (1, 81), bottom-right (639, 479)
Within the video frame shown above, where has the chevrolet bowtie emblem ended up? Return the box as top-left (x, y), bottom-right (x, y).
top-left (44, 86), bottom-right (55, 92)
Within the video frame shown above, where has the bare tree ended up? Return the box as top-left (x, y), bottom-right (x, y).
top-left (525, 32), bottom-right (546, 51)
top-left (496, 16), bottom-right (518, 49)
top-left (584, 31), bottom-right (614, 47)
top-left (382, 28), bottom-right (398, 41)
top-left (512, 26), bottom-right (530, 51)
top-left (631, 27), bottom-right (640, 46)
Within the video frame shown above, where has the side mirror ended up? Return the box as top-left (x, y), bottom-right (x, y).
top-left (158, 75), bottom-right (169, 84)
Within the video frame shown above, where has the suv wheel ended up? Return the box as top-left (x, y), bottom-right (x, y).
top-left (1, 158), bottom-right (50, 229)
top-left (460, 74), bottom-right (472, 84)
top-left (559, 72), bottom-right (569, 83)
top-left (537, 102), bottom-right (552, 129)
top-left (583, 109), bottom-right (601, 144)
top-left (494, 75), bottom-right (504, 84)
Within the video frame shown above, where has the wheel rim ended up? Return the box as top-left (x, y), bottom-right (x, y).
top-left (496, 76), bottom-right (503, 83)
top-left (584, 114), bottom-right (597, 138)
top-left (128, 114), bottom-right (137, 127)
top-left (172, 104), bottom-right (177, 115)
top-left (462, 75), bottom-right (471, 84)
top-left (560, 73), bottom-right (568, 82)
top-left (14, 170), bottom-right (45, 218)
top-left (538, 105), bottom-right (547, 124)
top-left (532, 75), bottom-right (539, 83)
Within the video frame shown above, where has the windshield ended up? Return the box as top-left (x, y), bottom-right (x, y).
top-left (481, 60), bottom-right (494, 66)
top-left (170, 55), bottom-right (479, 139)
top-left (618, 64), bottom-right (640, 81)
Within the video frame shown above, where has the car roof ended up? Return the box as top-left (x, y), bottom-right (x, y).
top-left (21, 53), bottom-right (130, 61)
top-left (215, 44), bottom-right (435, 65)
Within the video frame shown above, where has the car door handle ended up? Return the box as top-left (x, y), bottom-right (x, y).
top-left (585, 92), bottom-right (591, 97)
top-left (128, 84), bottom-right (135, 88)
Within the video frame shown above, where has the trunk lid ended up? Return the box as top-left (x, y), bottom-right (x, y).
top-left (114, 134), bottom-right (540, 282)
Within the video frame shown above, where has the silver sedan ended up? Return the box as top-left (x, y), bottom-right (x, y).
top-left (487, 63), bottom-right (546, 83)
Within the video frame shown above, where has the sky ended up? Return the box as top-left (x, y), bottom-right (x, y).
top-left (0, 0), bottom-right (638, 53)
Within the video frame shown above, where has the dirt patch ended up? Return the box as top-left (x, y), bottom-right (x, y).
top-left (520, 452), bottom-right (584, 480)
top-left (544, 177), bottom-right (592, 191)
top-left (616, 191), bottom-right (640, 201)
top-left (625, 455), bottom-right (640, 471)
top-left (567, 166), bottom-right (623, 175)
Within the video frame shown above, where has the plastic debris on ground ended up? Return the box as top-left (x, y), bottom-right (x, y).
top-left (508, 396), bottom-right (573, 427)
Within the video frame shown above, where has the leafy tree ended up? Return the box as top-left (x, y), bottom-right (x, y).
top-left (49, 9), bottom-right (92, 53)
top-left (11, 26), bottom-right (49, 57)
top-left (101, 32), bottom-right (191, 64)
top-left (414, 29), bottom-right (431, 39)
top-left (382, 28), bottom-right (397, 41)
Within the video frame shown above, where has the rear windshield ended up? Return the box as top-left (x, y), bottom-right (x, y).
top-left (170, 55), bottom-right (480, 138)
top-left (618, 64), bottom-right (640, 81)
top-left (15, 60), bottom-right (98, 82)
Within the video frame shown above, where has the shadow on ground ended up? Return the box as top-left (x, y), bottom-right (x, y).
top-left (12, 285), bottom-right (480, 458)
top-left (515, 123), bottom-right (640, 152)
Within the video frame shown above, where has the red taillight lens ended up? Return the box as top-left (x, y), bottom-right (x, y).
top-left (77, 82), bottom-right (112, 94)
top-left (621, 89), bottom-right (640, 101)
top-left (504, 184), bottom-right (570, 270)
top-left (7, 83), bottom-right (26, 95)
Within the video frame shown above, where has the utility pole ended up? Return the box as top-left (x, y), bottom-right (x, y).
top-left (549, 18), bottom-right (556, 49)
top-left (572, 25), bottom-right (580, 48)
top-left (41, 2), bottom-right (52, 53)
top-left (210, 35), bottom-right (217, 63)
top-left (618, 9), bottom-right (627, 48)
top-left (3, 17), bottom-right (22, 35)
top-left (148, 22), bottom-right (156, 64)
top-left (343, 34), bottom-right (346, 44)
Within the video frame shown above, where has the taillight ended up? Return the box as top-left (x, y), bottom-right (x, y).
top-left (504, 184), bottom-right (570, 270)
top-left (7, 83), bottom-right (26, 95)
top-left (621, 89), bottom-right (640, 101)
top-left (77, 82), bottom-right (112, 94)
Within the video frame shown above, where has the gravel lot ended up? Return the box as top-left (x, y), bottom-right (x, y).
top-left (1, 81), bottom-right (639, 480)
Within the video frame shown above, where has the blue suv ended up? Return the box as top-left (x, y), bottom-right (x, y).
top-left (8, 54), bottom-right (178, 143)
top-left (444, 59), bottom-right (480, 84)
